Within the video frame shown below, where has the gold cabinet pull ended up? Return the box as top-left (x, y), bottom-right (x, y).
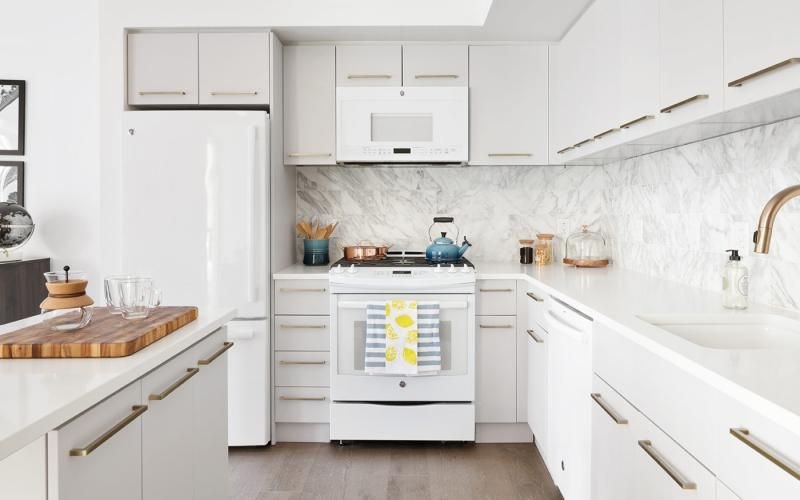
top-left (279, 395), bottom-right (327, 401)
top-left (279, 360), bottom-right (327, 365)
top-left (574, 138), bottom-right (595, 147)
top-left (637, 440), bottom-right (696, 490)
top-left (620, 115), bottom-right (655, 129)
top-left (556, 146), bottom-right (575, 154)
top-left (347, 74), bottom-right (392, 79)
top-left (287, 153), bottom-right (333, 158)
top-left (590, 393), bottom-right (628, 425)
top-left (69, 405), bottom-right (148, 457)
top-left (279, 324), bottom-right (327, 329)
top-left (728, 58), bottom-right (800, 87)
top-left (479, 288), bottom-right (513, 292)
top-left (198, 342), bottom-right (234, 365)
top-left (593, 127), bottom-right (620, 140)
top-left (479, 324), bottom-right (514, 329)
top-left (526, 291), bottom-right (544, 302)
top-left (279, 287), bottom-right (327, 292)
top-left (730, 428), bottom-right (800, 480)
top-left (488, 153), bottom-right (533, 157)
top-left (137, 91), bottom-right (187, 96)
top-left (149, 368), bottom-right (199, 401)
top-left (660, 94), bottom-right (709, 114)
top-left (526, 329), bottom-right (544, 343)
top-left (209, 91), bottom-right (259, 96)
top-left (415, 74), bottom-right (459, 79)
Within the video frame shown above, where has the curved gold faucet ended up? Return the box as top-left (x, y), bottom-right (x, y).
top-left (753, 184), bottom-right (800, 253)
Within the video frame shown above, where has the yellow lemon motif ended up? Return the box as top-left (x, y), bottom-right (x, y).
top-left (385, 346), bottom-right (397, 362)
top-left (403, 347), bottom-right (417, 365)
top-left (408, 302), bottom-right (418, 309)
top-left (386, 323), bottom-right (399, 341)
top-left (391, 299), bottom-right (407, 310)
top-left (385, 303), bottom-right (390, 316)
top-left (407, 329), bottom-right (418, 343)
top-left (395, 314), bottom-right (415, 329)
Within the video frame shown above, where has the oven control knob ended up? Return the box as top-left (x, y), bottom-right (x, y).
top-left (448, 264), bottom-right (456, 273)
top-left (332, 264), bottom-right (344, 274)
top-left (434, 264), bottom-right (443, 273)
top-left (347, 264), bottom-right (357, 274)
top-left (399, 380), bottom-right (406, 388)
top-left (461, 264), bottom-right (471, 273)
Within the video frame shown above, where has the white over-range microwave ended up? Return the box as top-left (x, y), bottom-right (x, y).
top-left (336, 86), bottom-right (469, 164)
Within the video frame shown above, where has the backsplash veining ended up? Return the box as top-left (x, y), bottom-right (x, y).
top-left (296, 116), bottom-right (800, 312)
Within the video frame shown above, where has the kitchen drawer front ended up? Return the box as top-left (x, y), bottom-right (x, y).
top-left (476, 280), bottom-right (517, 316)
top-left (275, 351), bottom-right (331, 387)
top-left (275, 279), bottom-right (330, 315)
top-left (275, 388), bottom-right (330, 423)
top-left (524, 283), bottom-right (548, 329)
top-left (275, 316), bottom-right (330, 351)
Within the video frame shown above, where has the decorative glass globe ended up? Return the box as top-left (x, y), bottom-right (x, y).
top-left (0, 202), bottom-right (35, 260)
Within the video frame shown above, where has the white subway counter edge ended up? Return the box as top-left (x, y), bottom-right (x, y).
top-left (0, 307), bottom-right (236, 461)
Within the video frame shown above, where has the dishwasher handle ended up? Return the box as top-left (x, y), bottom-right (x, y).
top-left (546, 310), bottom-right (589, 343)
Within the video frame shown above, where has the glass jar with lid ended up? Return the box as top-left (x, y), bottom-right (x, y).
top-left (519, 239), bottom-right (535, 264)
top-left (534, 233), bottom-right (554, 266)
top-left (563, 225), bottom-right (609, 267)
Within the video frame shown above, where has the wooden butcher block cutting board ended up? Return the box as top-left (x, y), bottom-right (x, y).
top-left (0, 306), bottom-right (198, 358)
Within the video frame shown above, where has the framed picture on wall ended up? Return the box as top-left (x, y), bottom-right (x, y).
top-left (0, 80), bottom-right (25, 155)
top-left (0, 161), bottom-right (24, 205)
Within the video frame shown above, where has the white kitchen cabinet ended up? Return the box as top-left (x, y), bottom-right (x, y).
top-left (0, 437), bottom-right (46, 500)
top-left (275, 387), bottom-right (331, 423)
top-left (659, 0), bottom-right (724, 126)
top-left (468, 45), bottom-right (549, 165)
top-left (716, 481), bottom-right (742, 500)
top-left (476, 317), bottom-right (517, 423)
top-left (47, 382), bottom-right (144, 500)
top-left (275, 315), bottom-right (330, 351)
top-left (336, 45), bottom-right (402, 87)
top-left (190, 330), bottom-right (231, 500)
top-left (526, 321), bottom-right (548, 453)
top-left (590, 375), bottom-right (633, 500)
top-left (199, 33), bottom-right (269, 106)
top-left (477, 280), bottom-right (517, 316)
top-left (402, 45), bottom-right (468, 86)
top-left (724, 0), bottom-right (800, 109)
top-left (127, 32), bottom-right (199, 106)
top-left (275, 279), bottom-right (330, 315)
top-left (283, 45), bottom-right (336, 165)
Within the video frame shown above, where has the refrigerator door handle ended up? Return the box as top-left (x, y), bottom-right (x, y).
top-left (246, 125), bottom-right (259, 303)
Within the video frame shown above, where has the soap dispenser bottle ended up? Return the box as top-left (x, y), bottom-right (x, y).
top-left (722, 249), bottom-right (748, 309)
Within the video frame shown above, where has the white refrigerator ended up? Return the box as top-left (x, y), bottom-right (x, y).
top-left (121, 110), bottom-right (270, 446)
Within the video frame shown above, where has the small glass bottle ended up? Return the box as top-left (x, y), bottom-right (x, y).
top-left (722, 249), bottom-right (748, 309)
top-left (535, 233), bottom-right (554, 265)
top-left (520, 239), bottom-right (535, 264)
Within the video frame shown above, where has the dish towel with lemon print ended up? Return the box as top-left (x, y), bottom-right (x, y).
top-left (365, 300), bottom-right (441, 375)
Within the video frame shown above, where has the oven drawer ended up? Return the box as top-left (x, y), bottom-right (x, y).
top-left (275, 316), bottom-right (330, 351)
top-left (275, 388), bottom-right (330, 423)
top-left (477, 280), bottom-right (517, 315)
top-left (275, 280), bottom-right (329, 315)
top-left (275, 352), bottom-right (330, 387)
top-left (330, 402), bottom-right (474, 441)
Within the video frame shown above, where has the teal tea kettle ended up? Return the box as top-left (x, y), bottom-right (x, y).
top-left (425, 217), bottom-right (472, 263)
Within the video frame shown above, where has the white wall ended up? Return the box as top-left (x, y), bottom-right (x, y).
top-left (0, 1), bottom-right (103, 299)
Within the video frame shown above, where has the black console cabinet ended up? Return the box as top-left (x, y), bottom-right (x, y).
top-left (0, 258), bottom-right (50, 325)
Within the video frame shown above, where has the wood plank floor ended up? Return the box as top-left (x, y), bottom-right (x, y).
top-left (229, 442), bottom-right (562, 500)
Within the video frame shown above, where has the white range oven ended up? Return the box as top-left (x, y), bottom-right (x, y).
top-left (328, 254), bottom-right (476, 442)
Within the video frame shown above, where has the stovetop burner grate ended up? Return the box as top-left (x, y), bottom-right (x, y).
top-left (332, 251), bottom-right (474, 268)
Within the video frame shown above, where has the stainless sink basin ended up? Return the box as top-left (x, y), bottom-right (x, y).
top-left (637, 314), bottom-right (800, 350)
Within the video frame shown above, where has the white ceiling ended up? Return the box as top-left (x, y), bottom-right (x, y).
top-left (274, 0), bottom-right (594, 42)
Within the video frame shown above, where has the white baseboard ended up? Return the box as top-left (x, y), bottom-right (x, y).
top-left (273, 422), bottom-right (532, 444)
top-left (274, 423), bottom-right (330, 443)
top-left (475, 423), bottom-right (533, 443)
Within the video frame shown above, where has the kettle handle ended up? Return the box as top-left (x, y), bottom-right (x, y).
top-left (428, 218), bottom-right (459, 242)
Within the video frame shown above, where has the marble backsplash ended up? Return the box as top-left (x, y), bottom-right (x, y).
top-left (296, 115), bottom-right (800, 312)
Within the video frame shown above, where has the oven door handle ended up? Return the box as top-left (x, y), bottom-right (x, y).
top-left (338, 301), bottom-right (468, 309)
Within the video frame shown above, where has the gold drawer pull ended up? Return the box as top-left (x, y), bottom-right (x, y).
top-left (279, 395), bottom-right (327, 401)
top-left (479, 324), bottom-right (513, 329)
top-left (593, 127), bottom-right (620, 140)
top-left (209, 91), bottom-right (259, 96)
top-left (556, 146), bottom-right (575, 154)
top-left (620, 115), bottom-right (654, 129)
top-left (574, 138), bottom-right (595, 147)
top-left (728, 58), bottom-right (800, 87)
top-left (415, 74), bottom-right (459, 79)
top-left (279, 360), bottom-right (327, 365)
top-left (137, 91), bottom-right (187, 96)
top-left (730, 428), bottom-right (800, 480)
top-left (479, 288), bottom-right (513, 292)
top-left (69, 405), bottom-right (148, 457)
top-left (149, 368), bottom-right (199, 401)
top-left (638, 440), bottom-right (696, 490)
top-left (198, 342), bottom-right (234, 365)
top-left (660, 94), bottom-right (708, 114)
top-left (526, 291), bottom-right (544, 302)
top-left (280, 324), bottom-right (327, 329)
top-left (526, 329), bottom-right (544, 343)
top-left (590, 393), bottom-right (628, 425)
top-left (287, 153), bottom-right (333, 158)
top-left (488, 153), bottom-right (533, 157)
top-left (347, 74), bottom-right (392, 79)
top-left (280, 287), bottom-right (327, 292)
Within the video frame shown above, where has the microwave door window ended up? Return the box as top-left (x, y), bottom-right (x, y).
top-left (371, 113), bottom-right (433, 142)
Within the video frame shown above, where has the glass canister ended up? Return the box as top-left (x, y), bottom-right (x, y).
top-left (519, 239), bottom-right (535, 264)
top-left (563, 225), bottom-right (610, 267)
top-left (40, 267), bottom-right (94, 331)
top-left (534, 233), bottom-right (554, 265)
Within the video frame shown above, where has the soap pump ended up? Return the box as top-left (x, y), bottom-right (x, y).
top-left (722, 249), bottom-right (748, 309)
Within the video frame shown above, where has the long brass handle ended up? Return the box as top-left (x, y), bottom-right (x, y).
top-left (593, 127), bottom-right (620, 140)
top-left (728, 58), bottom-right (800, 87)
top-left (638, 440), bottom-right (697, 490)
top-left (415, 74), bottom-right (459, 79)
top-left (69, 405), bottom-right (148, 457)
top-left (279, 360), bottom-right (327, 365)
top-left (526, 291), bottom-right (544, 302)
top-left (347, 74), bottom-right (392, 79)
top-left (526, 329), bottom-right (544, 343)
top-left (660, 94), bottom-right (708, 114)
top-left (198, 342), bottom-right (234, 365)
top-left (279, 395), bottom-right (327, 401)
top-left (287, 153), bottom-right (332, 158)
top-left (620, 115), bottom-right (654, 129)
top-left (479, 324), bottom-right (514, 329)
top-left (556, 146), bottom-right (575, 154)
top-left (149, 368), bottom-right (199, 401)
top-left (730, 428), bottom-right (800, 480)
top-left (488, 153), bottom-right (533, 157)
top-left (479, 288), bottom-right (514, 292)
top-left (138, 91), bottom-right (187, 96)
top-left (574, 138), bottom-right (595, 147)
top-left (280, 324), bottom-right (327, 329)
top-left (209, 91), bottom-right (259, 96)
top-left (280, 287), bottom-right (327, 292)
top-left (590, 393), bottom-right (628, 425)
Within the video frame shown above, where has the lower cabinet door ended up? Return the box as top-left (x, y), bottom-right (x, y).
top-left (526, 324), bottom-right (548, 458)
top-left (590, 375), bottom-right (634, 500)
top-left (47, 382), bottom-right (144, 500)
top-left (0, 437), bottom-right (46, 500)
top-left (191, 329), bottom-right (231, 500)
top-left (476, 317), bottom-right (517, 423)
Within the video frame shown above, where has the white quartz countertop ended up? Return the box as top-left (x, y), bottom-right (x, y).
top-left (0, 307), bottom-right (235, 461)
top-left (273, 264), bottom-right (330, 280)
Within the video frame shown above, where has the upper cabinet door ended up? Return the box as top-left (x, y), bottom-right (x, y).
top-left (659, 0), bottom-right (723, 126)
top-left (336, 45), bottom-right (402, 86)
top-left (469, 45), bottom-right (549, 165)
top-left (724, 0), bottom-right (800, 109)
top-left (617, 0), bottom-right (660, 137)
top-left (199, 33), bottom-right (269, 106)
top-left (402, 45), bottom-right (468, 86)
top-left (284, 45), bottom-right (336, 165)
top-left (128, 33), bottom-right (198, 106)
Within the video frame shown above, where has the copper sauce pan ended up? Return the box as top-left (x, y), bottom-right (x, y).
top-left (342, 243), bottom-right (391, 261)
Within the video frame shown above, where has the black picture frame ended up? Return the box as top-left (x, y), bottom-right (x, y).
top-left (0, 80), bottom-right (25, 156)
top-left (0, 160), bottom-right (24, 206)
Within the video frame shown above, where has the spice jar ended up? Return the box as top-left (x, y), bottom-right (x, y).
top-left (534, 233), bottom-right (554, 265)
top-left (519, 239), bottom-right (535, 264)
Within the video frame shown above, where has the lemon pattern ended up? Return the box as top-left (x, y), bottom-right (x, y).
top-left (383, 299), bottom-right (419, 374)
